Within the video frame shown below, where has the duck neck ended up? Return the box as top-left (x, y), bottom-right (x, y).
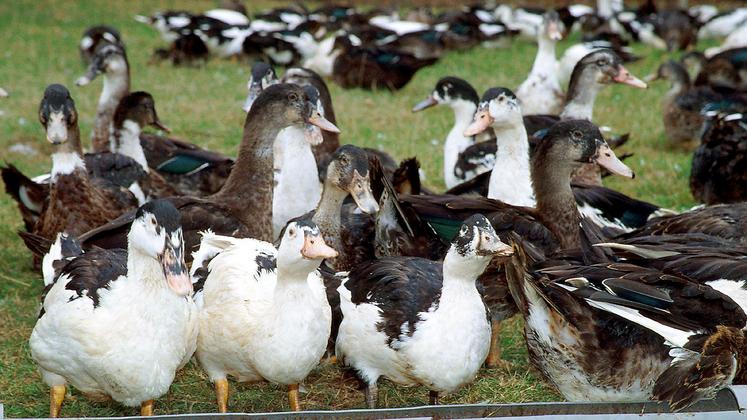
top-left (561, 72), bottom-right (603, 121)
top-left (665, 68), bottom-right (692, 103)
top-left (531, 36), bottom-right (557, 75)
top-left (126, 244), bottom-right (167, 294)
top-left (213, 113), bottom-right (289, 239)
top-left (50, 125), bottom-right (85, 181)
top-left (445, 99), bottom-right (478, 186)
top-left (311, 183), bottom-right (347, 268)
top-left (276, 254), bottom-right (318, 287)
top-left (487, 117), bottom-right (534, 207)
top-left (532, 156), bottom-right (581, 249)
top-left (111, 120), bottom-right (149, 171)
top-left (93, 68), bottom-right (130, 153)
top-left (442, 248), bottom-right (490, 288)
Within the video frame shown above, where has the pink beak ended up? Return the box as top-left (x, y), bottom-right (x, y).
top-left (594, 141), bottom-right (635, 178)
top-left (301, 234), bottom-right (338, 260)
top-left (308, 111), bottom-right (340, 133)
top-left (464, 108), bottom-right (494, 136)
top-left (613, 65), bottom-right (648, 89)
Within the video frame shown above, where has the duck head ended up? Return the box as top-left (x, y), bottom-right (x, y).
top-left (243, 61), bottom-right (279, 112)
top-left (570, 49), bottom-right (647, 91)
top-left (539, 119), bottom-right (634, 179)
top-left (249, 83), bottom-right (339, 134)
top-left (644, 60), bottom-right (691, 86)
top-left (39, 84), bottom-right (77, 146)
top-left (301, 85), bottom-right (327, 145)
top-left (279, 220), bottom-right (338, 274)
top-left (452, 214), bottom-right (512, 258)
top-left (412, 76), bottom-right (479, 112)
top-left (76, 43), bottom-right (128, 86)
top-left (327, 145), bottom-right (379, 214)
top-left (540, 10), bottom-right (564, 41)
top-left (464, 87), bottom-right (521, 135)
top-left (129, 199), bottom-right (192, 296)
top-left (113, 91), bottom-right (171, 133)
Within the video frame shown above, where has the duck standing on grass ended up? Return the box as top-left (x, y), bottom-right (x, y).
top-left (29, 200), bottom-right (197, 417)
top-left (191, 221), bottom-right (336, 412)
top-left (335, 214), bottom-right (513, 408)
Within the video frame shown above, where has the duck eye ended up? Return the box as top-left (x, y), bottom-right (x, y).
top-left (596, 60), bottom-right (605, 67)
top-left (151, 217), bottom-right (157, 226)
top-left (571, 130), bottom-right (583, 139)
top-left (288, 92), bottom-right (299, 102)
top-left (289, 228), bottom-right (296, 236)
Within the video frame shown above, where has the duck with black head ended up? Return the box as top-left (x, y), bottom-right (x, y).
top-left (29, 199), bottom-right (197, 417)
top-left (77, 84), bottom-right (340, 259)
top-left (336, 214), bottom-right (513, 408)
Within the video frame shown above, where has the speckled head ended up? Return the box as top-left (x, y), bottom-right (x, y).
top-left (75, 43), bottom-right (128, 86)
top-left (280, 220), bottom-right (338, 269)
top-left (246, 83), bottom-right (339, 134)
top-left (464, 87), bottom-right (520, 135)
top-left (413, 77), bottom-right (480, 112)
top-left (39, 84), bottom-right (77, 145)
top-left (113, 91), bottom-right (170, 132)
top-left (326, 145), bottom-right (379, 214)
top-left (452, 214), bottom-right (512, 257)
top-left (243, 61), bottom-right (278, 112)
top-left (570, 49), bottom-right (647, 92)
top-left (132, 199), bottom-right (191, 295)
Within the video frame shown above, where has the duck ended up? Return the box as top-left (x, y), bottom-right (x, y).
top-left (79, 25), bottom-right (123, 64)
top-left (515, 10), bottom-right (565, 116)
top-left (29, 199), bottom-right (197, 417)
top-left (242, 61), bottom-right (279, 112)
top-left (681, 48), bottom-right (747, 92)
top-left (697, 7), bottom-right (747, 41)
top-left (330, 34), bottom-right (438, 91)
top-left (76, 43), bottom-right (234, 196)
top-left (77, 84), bottom-right (339, 259)
top-left (502, 233), bottom-right (741, 405)
top-left (19, 85), bottom-right (140, 247)
top-left (691, 109), bottom-right (747, 205)
top-left (336, 214), bottom-right (513, 408)
top-left (191, 221), bottom-right (336, 412)
top-left (646, 60), bottom-right (747, 149)
top-left (411, 77), bottom-right (494, 189)
top-left (651, 8), bottom-right (699, 52)
top-left (706, 26), bottom-right (747, 57)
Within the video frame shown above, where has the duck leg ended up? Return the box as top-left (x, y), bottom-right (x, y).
top-left (215, 378), bottom-right (229, 413)
top-left (486, 320), bottom-right (508, 368)
top-left (429, 390), bottom-right (440, 405)
top-left (140, 399), bottom-right (154, 416)
top-left (49, 385), bottom-right (65, 418)
top-left (365, 382), bottom-right (378, 409)
top-left (288, 383), bottom-right (301, 411)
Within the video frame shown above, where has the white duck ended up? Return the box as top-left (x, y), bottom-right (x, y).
top-left (516, 10), bottom-right (565, 116)
top-left (336, 214), bottom-right (512, 408)
top-left (29, 200), bottom-right (197, 417)
top-left (192, 220), bottom-right (336, 412)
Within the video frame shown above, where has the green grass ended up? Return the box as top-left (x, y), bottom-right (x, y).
top-left (0, 0), bottom-right (720, 417)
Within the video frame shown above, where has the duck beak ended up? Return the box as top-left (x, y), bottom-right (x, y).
top-left (304, 124), bottom-right (324, 146)
top-left (594, 140), bottom-right (635, 179)
top-left (75, 64), bottom-right (99, 87)
top-left (613, 65), bottom-right (647, 89)
top-left (308, 110), bottom-right (340, 133)
top-left (46, 112), bottom-right (68, 145)
top-left (349, 170), bottom-right (380, 214)
top-left (643, 73), bottom-right (659, 83)
top-left (151, 118), bottom-right (171, 133)
top-left (0, 87), bottom-right (7, 97)
top-left (242, 83), bottom-right (262, 113)
top-left (161, 234), bottom-right (192, 296)
top-left (301, 233), bottom-right (338, 260)
top-left (412, 95), bottom-right (438, 112)
top-left (478, 231), bottom-right (513, 257)
top-left (547, 22), bottom-right (563, 41)
top-left (464, 108), bottom-right (493, 136)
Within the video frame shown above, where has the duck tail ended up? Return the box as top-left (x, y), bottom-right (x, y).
top-left (653, 326), bottom-right (744, 411)
top-left (1, 163), bottom-right (47, 232)
top-left (38, 233), bottom-right (83, 286)
top-left (190, 230), bottom-right (237, 292)
top-left (391, 157), bottom-right (422, 196)
top-left (504, 233), bottom-right (551, 316)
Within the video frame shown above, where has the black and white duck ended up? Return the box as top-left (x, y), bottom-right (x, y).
top-left (691, 109), bottom-right (747, 205)
top-left (29, 200), bottom-right (197, 417)
top-left (191, 221), bottom-right (336, 412)
top-left (79, 25), bottom-right (123, 64)
top-left (516, 10), bottom-right (565, 116)
top-left (78, 84), bottom-right (339, 258)
top-left (336, 214), bottom-right (513, 408)
top-left (76, 43), bottom-right (234, 196)
top-left (682, 48), bottom-right (747, 93)
top-left (330, 34), bottom-right (438, 91)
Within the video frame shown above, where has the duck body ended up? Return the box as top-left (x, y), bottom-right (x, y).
top-left (194, 233), bottom-right (331, 385)
top-left (30, 200), bottom-right (197, 415)
top-left (691, 110), bottom-right (747, 205)
top-left (336, 215), bottom-right (511, 406)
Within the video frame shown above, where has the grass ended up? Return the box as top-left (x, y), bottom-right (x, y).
top-left (0, 0), bottom-right (724, 417)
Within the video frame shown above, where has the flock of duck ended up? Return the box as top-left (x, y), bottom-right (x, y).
top-left (4, 0), bottom-right (747, 417)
